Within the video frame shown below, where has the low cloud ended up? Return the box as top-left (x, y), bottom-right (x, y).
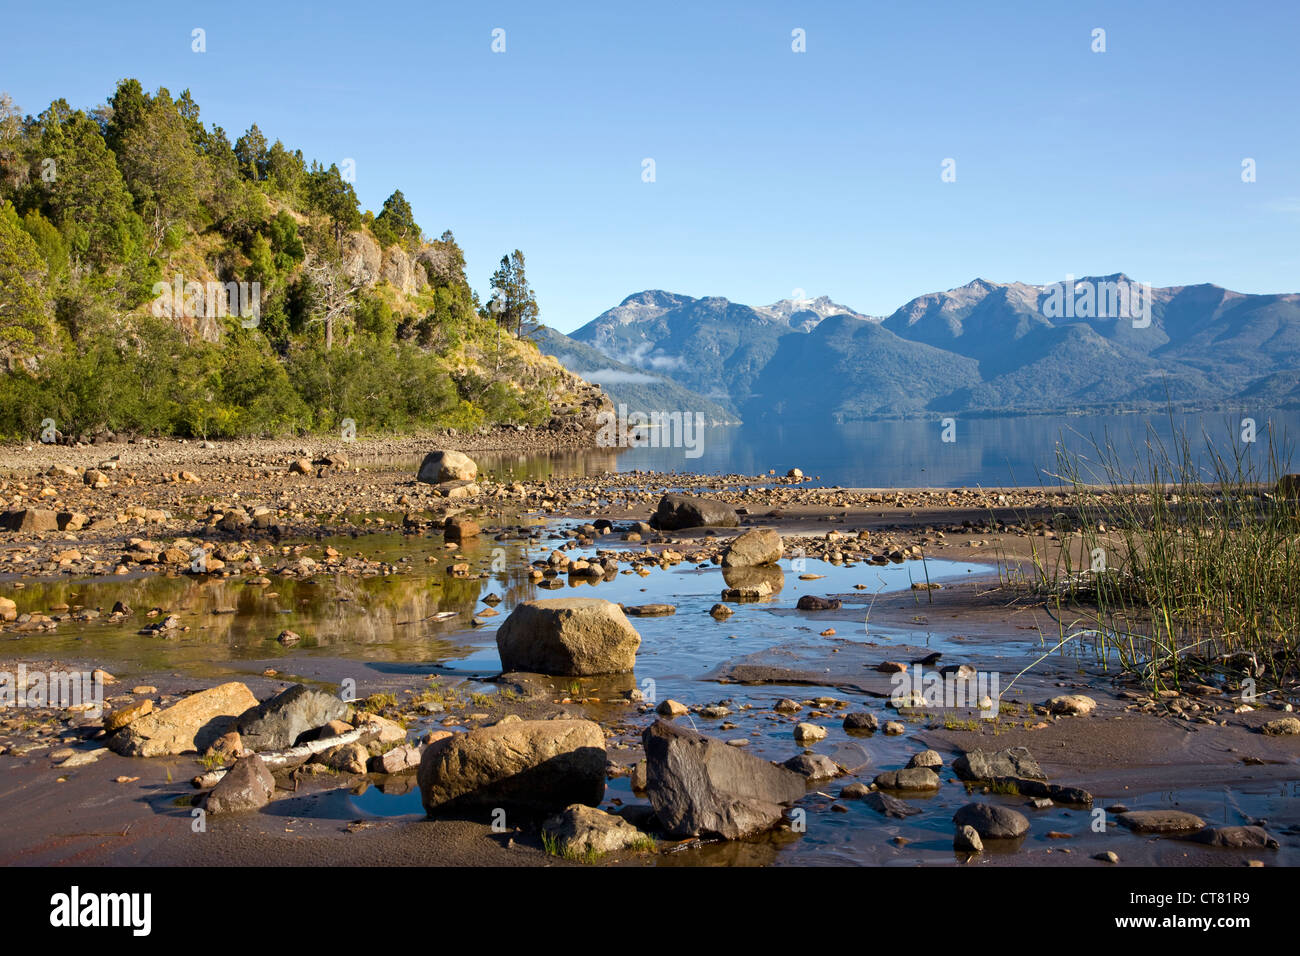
top-left (579, 367), bottom-right (661, 384)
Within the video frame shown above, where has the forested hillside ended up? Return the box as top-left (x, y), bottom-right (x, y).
top-left (0, 80), bottom-right (591, 441)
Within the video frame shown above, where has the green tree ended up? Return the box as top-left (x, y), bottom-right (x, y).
top-left (305, 162), bottom-right (360, 248)
top-left (266, 140), bottom-right (304, 197)
top-left (488, 249), bottom-right (539, 339)
top-left (34, 106), bottom-right (143, 267)
top-left (374, 189), bottom-right (419, 249)
top-left (234, 123), bottom-right (269, 181)
top-left (110, 85), bottom-right (202, 253)
top-left (0, 200), bottom-right (57, 363)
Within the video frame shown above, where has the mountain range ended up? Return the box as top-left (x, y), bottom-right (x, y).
top-left (536, 278), bottom-right (1300, 422)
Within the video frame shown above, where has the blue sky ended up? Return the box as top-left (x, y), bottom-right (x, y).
top-left (5, 1), bottom-right (1299, 332)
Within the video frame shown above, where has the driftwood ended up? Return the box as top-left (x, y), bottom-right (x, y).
top-left (191, 725), bottom-right (377, 788)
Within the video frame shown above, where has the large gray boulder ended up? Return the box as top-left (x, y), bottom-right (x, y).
top-left (417, 450), bottom-right (477, 484)
top-left (495, 598), bottom-right (640, 675)
top-left (652, 494), bottom-right (739, 530)
top-left (721, 529), bottom-right (783, 568)
top-left (418, 719), bottom-right (606, 815)
top-left (204, 754), bottom-right (275, 814)
top-left (641, 719), bottom-right (805, 840)
top-left (234, 684), bottom-right (351, 752)
top-left (952, 746), bottom-right (1046, 782)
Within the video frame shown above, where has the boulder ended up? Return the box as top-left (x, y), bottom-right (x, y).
top-left (641, 719), bottom-right (804, 840)
top-left (863, 791), bottom-right (922, 818)
top-left (796, 595), bottom-right (841, 611)
top-left (204, 755), bottom-right (275, 814)
top-left (953, 802), bottom-right (1030, 840)
top-left (443, 515), bottom-right (480, 541)
top-left (417, 450), bottom-right (478, 484)
top-left (793, 722), bottom-right (827, 742)
top-left (495, 598), bottom-right (640, 675)
top-left (652, 494), bottom-right (738, 530)
top-left (952, 746), bottom-right (1046, 782)
top-left (874, 767), bottom-right (941, 791)
top-left (843, 712), bottom-right (878, 731)
top-left (907, 749), bottom-right (943, 769)
top-left (1, 508), bottom-right (60, 532)
top-left (108, 682), bottom-right (259, 757)
top-left (234, 684), bottom-right (351, 752)
top-left (782, 752), bottom-right (841, 780)
top-left (955, 825), bottom-right (984, 853)
top-left (1186, 825), bottom-right (1279, 849)
top-left (418, 719), bottom-right (606, 815)
top-left (541, 804), bottom-right (649, 857)
top-left (721, 529), bottom-right (782, 568)
top-left (1116, 810), bottom-right (1206, 833)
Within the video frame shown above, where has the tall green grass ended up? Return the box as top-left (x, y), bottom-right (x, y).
top-left (1017, 417), bottom-right (1298, 696)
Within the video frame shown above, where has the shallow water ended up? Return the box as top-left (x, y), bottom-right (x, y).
top-left (6, 523), bottom-right (1296, 866)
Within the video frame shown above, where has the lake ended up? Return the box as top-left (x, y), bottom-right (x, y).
top-left (482, 410), bottom-right (1300, 489)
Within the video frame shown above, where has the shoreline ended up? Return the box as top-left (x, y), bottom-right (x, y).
top-left (0, 438), bottom-right (1296, 868)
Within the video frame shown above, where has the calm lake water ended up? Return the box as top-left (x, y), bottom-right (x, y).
top-left (484, 410), bottom-right (1300, 489)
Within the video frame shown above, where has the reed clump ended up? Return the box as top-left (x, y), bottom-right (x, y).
top-left (1020, 419), bottom-right (1298, 696)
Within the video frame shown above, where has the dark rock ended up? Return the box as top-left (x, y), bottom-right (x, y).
top-left (641, 718), bottom-right (804, 840)
top-left (782, 752), bottom-right (842, 780)
top-left (864, 791), bottom-right (923, 818)
top-left (843, 712), bottom-right (878, 731)
top-left (796, 595), bottom-right (841, 611)
top-left (1185, 825), bottom-right (1279, 849)
top-left (234, 684), bottom-right (351, 752)
top-left (952, 802), bottom-right (1030, 840)
top-left (204, 755), bottom-right (274, 814)
top-left (952, 746), bottom-right (1046, 782)
top-left (652, 494), bottom-right (739, 530)
top-left (874, 767), bottom-right (941, 791)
